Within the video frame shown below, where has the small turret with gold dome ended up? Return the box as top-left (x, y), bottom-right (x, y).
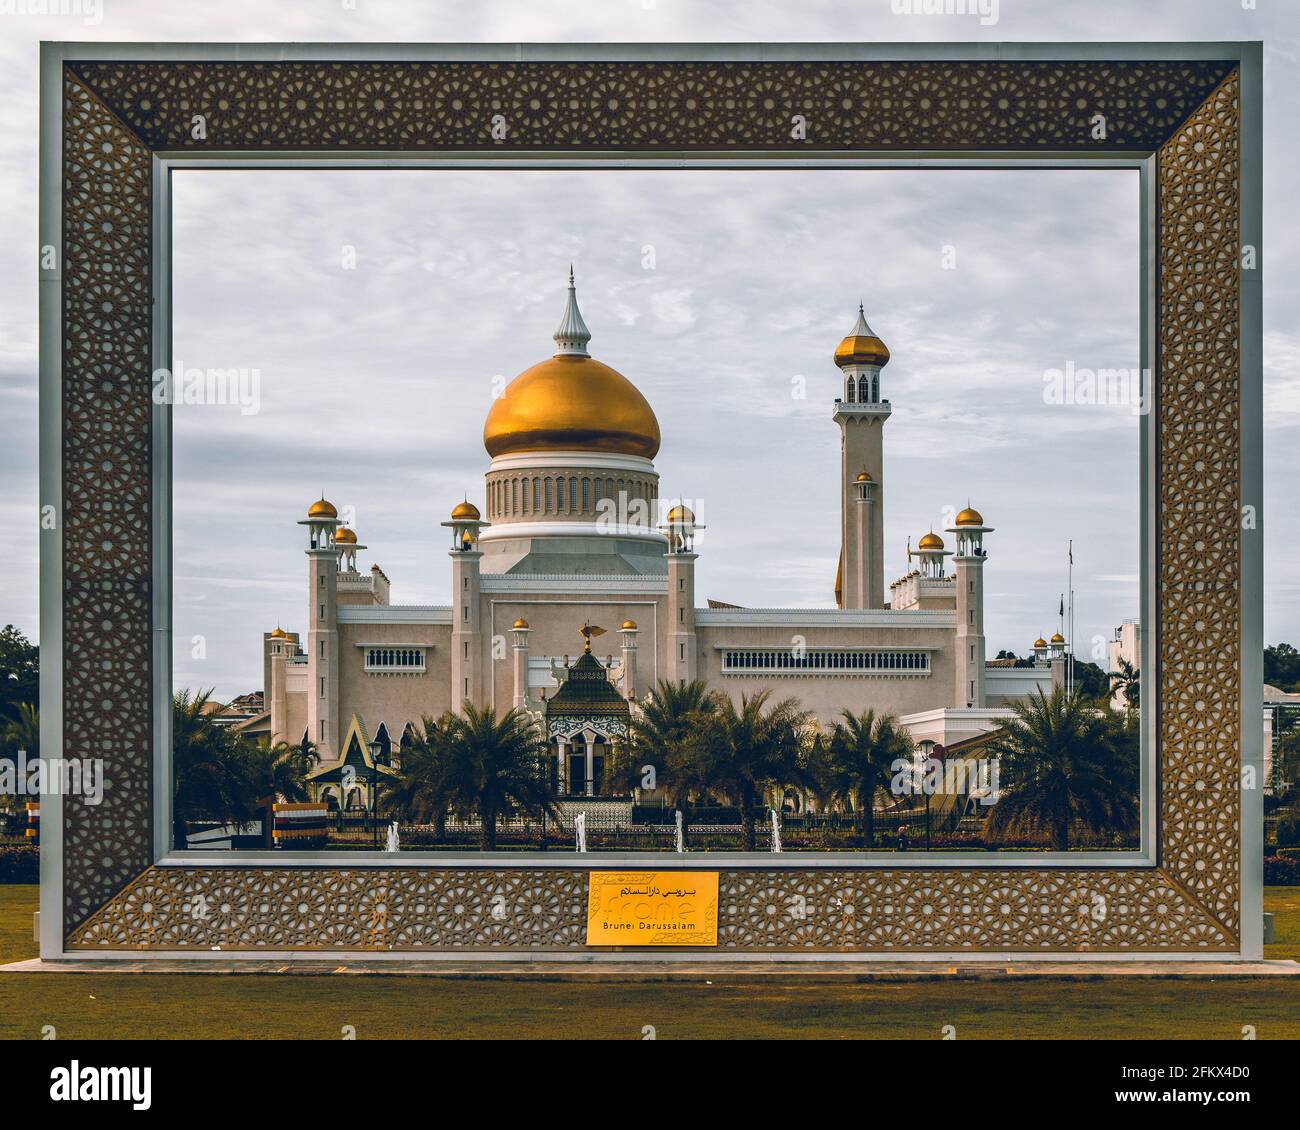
top-left (833, 303), bottom-right (891, 411)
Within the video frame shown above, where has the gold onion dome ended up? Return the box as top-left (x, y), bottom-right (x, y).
top-left (270, 626), bottom-right (288, 639)
top-left (833, 303), bottom-right (890, 369)
top-left (483, 269), bottom-right (660, 460)
top-left (512, 617), bottom-right (530, 630)
top-left (666, 504), bottom-right (695, 523)
top-left (451, 499), bottom-right (481, 520)
top-left (955, 506), bottom-right (984, 526)
top-left (855, 471), bottom-right (872, 482)
top-left (621, 619), bottom-right (638, 630)
top-left (1051, 632), bottom-right (1065, 643)
top-left (917, 531), bottom-right (944, 551)
top-left (307, 497), bottom-right (337, 519)
top-left (334, 527), bottom-right (357, 544)
top-left (1034, 637), bottom-right (1048, 649)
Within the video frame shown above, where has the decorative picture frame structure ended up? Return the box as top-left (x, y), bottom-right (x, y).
top-left (38, 41), bottom-right (1262, 960)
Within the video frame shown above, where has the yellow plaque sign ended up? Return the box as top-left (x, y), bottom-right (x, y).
top-left (586, 871), bottom-right (719, 946)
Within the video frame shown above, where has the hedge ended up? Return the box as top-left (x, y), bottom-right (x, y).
top-left (0, 845), bottom-right (39, 884)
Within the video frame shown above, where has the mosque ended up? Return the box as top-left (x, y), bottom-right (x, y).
top-left (260, 272), bottom-right (1063, 807)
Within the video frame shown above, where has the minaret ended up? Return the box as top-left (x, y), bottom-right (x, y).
top-left (833, 305), bottom-right (891, 609)
top-left (442, 500), bottom-right (489, 712)
top-left (510, 617), bottom-right (531, 710)
top-left (661, 504), bottom-right (703, 684)
top-left (298, 497), bottom-right (340, 757)
top-left (947, 506), bottom-right (994, 709)
top-left (619, 619), bottom-right (640, 700)
top-left (268, 626), bottom-right (290, 746)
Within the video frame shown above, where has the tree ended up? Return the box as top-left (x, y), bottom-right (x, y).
top-left (826, 708), bottom-right (914, 847)
top-left (683, 690), bottom-right (810, 850)
top-left (0, 625), bottom-right (38, 725)
top-left (984, 686), bottom-right (1139, 851)
top-left (171, 689), bottom-right (308, 848)
top-left (381, 714), bottom-right (450, 836)
top-left (1068, 658), bottom-right (1112, 702)
top-left (1265, 643), bottom-right (1300, 692)
top-left (0, 702), bottom-right (38, 816)
top-left (1109, 657), bottom-right (1140, 711)
top-left (1274, 726), bottom-right (1300, 800)
top-left (433, 704), bottom-right (557, 850)
top-left (608, 680), bottom-right (717, 828)
top-left (2, 702), bottom-right (39, 758)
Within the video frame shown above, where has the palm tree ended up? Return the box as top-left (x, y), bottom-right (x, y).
top-left (1109, 658), bottom-right (1140, 712)
top-left (381, 714), bottom-right (450, 837)
top-left (169, 691), bottom-right (311, 849)
top-left (984, 685), bottom-right (1139, 851)
top-left (800, 730), bottom-right (838, 816)
top-left (435, 704), bottom-right (557, 850)
top-left (2, 701), bottom-right (39, 757)
top-left (251, 739), bottom-right (312, 806)
top-left (0, 701), bottom-right (37, 816)
top-left (826, 708), bottom-right (914, 848)
top-left (171, 689), bottom-right (258, 849)
top-left (685, 690), bottom-right (810, 850)
top-left (608, 680), bottom-right (716, 828)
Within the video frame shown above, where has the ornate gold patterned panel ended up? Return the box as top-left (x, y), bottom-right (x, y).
top-left (61, 74), bottom-right (155, 929)
top-left (1156, 73), bottom-right (1241, 936)
top-left (57, 58), bottom-right (1243, 952)
top-left (68, 60), bottom-right (1230, 152)
top-left (69, 866), bottom-right (1231, 951)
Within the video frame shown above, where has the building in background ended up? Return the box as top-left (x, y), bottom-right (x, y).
top-left (1107, 619), bottom-right (1141, 709)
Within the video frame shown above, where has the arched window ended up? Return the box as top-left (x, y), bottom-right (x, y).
top-left (846, 376), bottom-right (857, 403)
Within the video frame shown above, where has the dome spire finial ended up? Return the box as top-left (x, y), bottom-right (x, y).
top-left (554, 267), bottom-right (591, 357)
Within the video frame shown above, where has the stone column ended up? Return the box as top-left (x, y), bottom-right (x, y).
top-left (584, 731), bottom-right (595, 798)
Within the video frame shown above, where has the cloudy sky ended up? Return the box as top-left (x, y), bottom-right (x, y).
top-left (1, 1), bottom-right (1296, 704)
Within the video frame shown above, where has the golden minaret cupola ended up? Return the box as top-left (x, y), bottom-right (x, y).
top-left (475, 269), bottom-right (669, 576)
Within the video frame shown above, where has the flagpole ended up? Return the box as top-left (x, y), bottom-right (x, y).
top-left (1067, 540), bottom-right (1074, 698)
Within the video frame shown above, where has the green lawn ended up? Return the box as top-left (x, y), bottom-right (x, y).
top-left (2, 885), bottom-right (1298, 1040)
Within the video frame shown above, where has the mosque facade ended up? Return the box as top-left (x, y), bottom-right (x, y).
top-left (262, 273), bottom-right (1060, 806)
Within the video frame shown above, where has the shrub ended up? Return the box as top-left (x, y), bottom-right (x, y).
top-left (1275, 815), bottom-right (1300, 848)
top-left (1264, 854), bottom-right (1300, 886)
top-left (0, 845), bottom-right (39, 883)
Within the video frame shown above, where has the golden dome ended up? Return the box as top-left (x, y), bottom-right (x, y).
top-left (483, 354), bottom-right (660, 460)
top-left (451, 500), bottom-right (481, 521)
top-left (1034, 637), bottom-right (1048, 649)
top-left (955, 506), bottom-right (984, 527)
top-left (917, 531), bottom-right (944, 551)
top-left (666, 504), bottom-right (695, 523)
top-left (512, 617), bottom-right (529, 630)
top-left (621, 619), bottom-right (638, 630)
top-left (1050, 632), bottom-right (1065, 643)
top-left (855, 471), bottom-right (872, 482)
top-left (307, 497), bottom-right (337, 519)
top-left (270, 626), bottom-right (288, 639)
top-left (334, 527), bottom-right (357, 544)
top-left (834, 305), bottom-right (890, 369)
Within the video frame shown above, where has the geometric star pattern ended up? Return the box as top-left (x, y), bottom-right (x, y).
top-left (58, 58), bottom-right (1241, 952)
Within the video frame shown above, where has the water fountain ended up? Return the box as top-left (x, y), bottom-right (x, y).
top-left (575, 811), bottom-right (587, 853)
top-left (674, 809), bottom-right (685, 853)
top-left (770, 808), bottom-right (782, 853)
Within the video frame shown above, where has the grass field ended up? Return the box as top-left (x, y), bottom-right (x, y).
top-left (2, 885), bottom-right (1298, 1040)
